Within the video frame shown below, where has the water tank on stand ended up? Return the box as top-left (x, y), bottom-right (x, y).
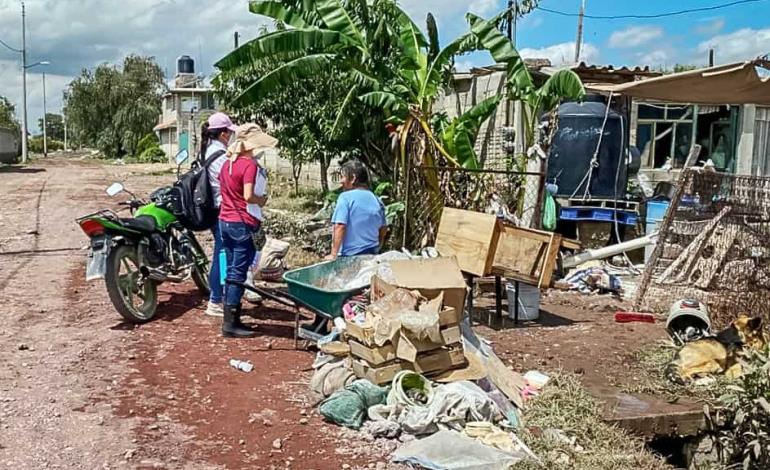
top-left (177, 55), bottom-right (195, 75)
top-left (546, 100), bottom-right (627, 199)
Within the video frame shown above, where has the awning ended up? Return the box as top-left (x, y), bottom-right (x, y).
top-left (592, 60), bottom-right (770, 105)
top-left (153, 119), bottom-right (177, 132)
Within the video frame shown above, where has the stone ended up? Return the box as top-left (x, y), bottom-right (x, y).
top-left (299, 418), bottom-right (308, 425)
top-left (272, 439), bottom-right (282, 450)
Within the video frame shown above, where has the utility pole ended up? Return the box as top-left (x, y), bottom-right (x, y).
top-left (42, 72), bottom-right (47, 157)
top-left (234, 31), bottom-right (240, 49)
top-left (63, 110), bottom-right (67, 152)
top-left (574, 0), bottom-right (585, 64)
top-left (20, 2), bottom-right (28, 164)
top-left (709, 48), bottom-right (715, 67)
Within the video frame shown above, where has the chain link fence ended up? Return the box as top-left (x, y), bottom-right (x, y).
top-left (396, 164), bottom-right (542, 250)
top-left (636, 169), bottom-right (770, 328)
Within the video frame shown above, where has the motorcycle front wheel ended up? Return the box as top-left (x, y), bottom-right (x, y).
top-left (105, 244), bottom-right (158, 323)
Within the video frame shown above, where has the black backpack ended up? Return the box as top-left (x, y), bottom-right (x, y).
top-left (168, 150), bottom-right (225, 231)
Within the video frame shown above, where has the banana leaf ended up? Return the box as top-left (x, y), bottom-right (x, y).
top-left (215, 29), bottom-right (348, 73)
top-left (536, 69), bottom-right (586, 111)
top-left (316, 0), bottom-right (365, 46)
top-left (248, 1), bottom-right (320, 28)
top-left (230, 53), bottom-right (336, 107)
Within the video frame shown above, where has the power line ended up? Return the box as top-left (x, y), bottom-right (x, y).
top-left (0, 38), bottom-right (22, 53)
top-left (537, 0), bottom-right (766, 20)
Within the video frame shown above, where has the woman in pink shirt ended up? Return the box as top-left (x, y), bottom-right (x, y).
top-left (218, 123), bottom-right (277, 338)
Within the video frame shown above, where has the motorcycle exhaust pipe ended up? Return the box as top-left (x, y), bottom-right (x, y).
top-left (140, 266), bottom-right (185, 283)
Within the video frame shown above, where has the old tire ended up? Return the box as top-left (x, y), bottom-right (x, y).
top-left (105, 244), bottom-right (158, 323)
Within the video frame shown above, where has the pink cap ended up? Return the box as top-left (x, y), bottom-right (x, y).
top-left (207, 112), bottom-right (237, 132)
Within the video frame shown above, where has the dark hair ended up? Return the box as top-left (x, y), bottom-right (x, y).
top-left (341, 159), bottom-right (370, 187)
top-left (199, 122), bottom-right (229, 160)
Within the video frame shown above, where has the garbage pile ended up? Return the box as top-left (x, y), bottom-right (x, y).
top-left (305, 256), bottom-right (550, 468)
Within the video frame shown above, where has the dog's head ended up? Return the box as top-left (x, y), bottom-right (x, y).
top-left (732, 314), bottom-right (766, 350)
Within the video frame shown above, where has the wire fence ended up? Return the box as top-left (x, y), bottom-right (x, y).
top-left (397, 164), bottom-right (542, 250)
top-left (636, 169), bottom-right (770, 328)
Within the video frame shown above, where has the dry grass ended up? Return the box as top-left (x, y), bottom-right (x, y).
top-left (268, 176), bottom-right (325, 214)
top-left (517, 373), bottom-right (671, 470)
top-left (619, 342), bottom-right (728, 403)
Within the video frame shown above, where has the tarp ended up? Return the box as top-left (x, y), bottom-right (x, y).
top-left (592, 60), bottom-right (770, 105)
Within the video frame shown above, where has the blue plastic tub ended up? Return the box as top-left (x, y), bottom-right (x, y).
top-left (646, 201), bottom-right (670, 222)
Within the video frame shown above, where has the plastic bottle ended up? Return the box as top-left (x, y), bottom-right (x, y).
top-left (229, 359), bottom-right (254, 373)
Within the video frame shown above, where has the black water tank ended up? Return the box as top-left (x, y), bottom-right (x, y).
top-left (546, 101), bottom-right (627, 199)
top-left (177, 55), bottom-right (195, 74)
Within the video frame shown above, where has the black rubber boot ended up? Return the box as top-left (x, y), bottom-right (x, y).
top-left (222, 304), bottom-right (257, 338)
top-left (233, 304), bottom-right (256, 333)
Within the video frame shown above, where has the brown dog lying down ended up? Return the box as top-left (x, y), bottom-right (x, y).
top-left (665, 314), bottom-right (766, 384)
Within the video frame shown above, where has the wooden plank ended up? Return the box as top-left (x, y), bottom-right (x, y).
top-left (435, 208), bottom-right (500, 276)
top-left (539, 233), bottom-right (562, 288)
top-left (492, 226), bottom-right (546, 283)
top-left (560, 238), bottom-right (582, 251)
top-left (634, 145), bottom-right (701, 310)
top-left (692, 224), bottom-right (739, 289)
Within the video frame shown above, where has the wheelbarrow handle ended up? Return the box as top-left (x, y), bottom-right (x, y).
top-left (225, 280), bottom-right (331, 319)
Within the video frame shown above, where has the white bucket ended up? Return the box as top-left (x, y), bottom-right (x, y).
top-left (506, 283), bottom-right (540, 321)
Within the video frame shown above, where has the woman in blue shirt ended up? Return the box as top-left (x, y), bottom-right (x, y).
top-left (325, 160), bottom-right (387, 260)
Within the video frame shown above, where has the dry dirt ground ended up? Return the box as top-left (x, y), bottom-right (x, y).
top-left (0, 157), bottom-right (686, 469)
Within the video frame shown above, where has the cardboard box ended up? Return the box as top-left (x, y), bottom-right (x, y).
top-left (351, 347), bottom-right (468, 385)
top-left (373, 256), bottom-right (468, 317)
top-left (345, 307), bottom-right (461, 347)
top-left (349, 325), bottom-right (462, 366)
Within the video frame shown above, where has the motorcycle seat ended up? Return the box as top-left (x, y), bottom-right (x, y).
top-left (121, 215), bottom-right (157, 233)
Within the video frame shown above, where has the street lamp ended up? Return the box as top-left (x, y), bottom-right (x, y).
top-left (21, 60), bottom-right (49, 162)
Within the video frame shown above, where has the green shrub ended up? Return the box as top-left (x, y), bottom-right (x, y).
top-left (28, 136), bottom-right (64, 153)
top-left (138, 146), bottom-right (166, 163)
top-left (134, 133), bottom-right (160, 158)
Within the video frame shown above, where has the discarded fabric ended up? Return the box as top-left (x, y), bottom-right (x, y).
top-left (318, 379), bottom-right (388, 429)
top-left (564, 266), bottom-right (622, 294)
top-left (392, 430), bottom-right (526, 470)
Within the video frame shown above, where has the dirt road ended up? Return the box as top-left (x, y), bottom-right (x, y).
top-left (0, 158), bottom-right (396, 470)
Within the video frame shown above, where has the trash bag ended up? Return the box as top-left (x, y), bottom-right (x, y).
top-left (318, 379), bottom-right (388, 429)
top-left (542, 192), bottom-right (557, 231)
top-left (388, 371), bottom-right (435, 407)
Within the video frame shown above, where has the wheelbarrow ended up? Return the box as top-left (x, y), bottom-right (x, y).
top-left (226, 257), bottom-right (370, 348)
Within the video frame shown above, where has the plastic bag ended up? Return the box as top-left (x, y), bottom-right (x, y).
top-left (542, 192), bottom-right (557, 231)
top-left (318, 379), bottom-right (388, 429)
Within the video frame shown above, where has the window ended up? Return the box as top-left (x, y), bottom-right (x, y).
top-left (636, 103), bottom-right (694, 169)
top-left (753, 107), bottom-right (770, 176)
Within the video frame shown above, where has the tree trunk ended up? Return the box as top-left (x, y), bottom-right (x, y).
top-left (319, 152), bottom-right (330, 193)
top-left (292, 160), bottom-right (302, 196)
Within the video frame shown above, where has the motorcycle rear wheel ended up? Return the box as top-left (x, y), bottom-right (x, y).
top-left (105, 244), bottom-right (158, 323)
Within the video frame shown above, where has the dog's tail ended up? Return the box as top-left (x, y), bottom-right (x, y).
top-left (665, 361), bottom-right (686, 385)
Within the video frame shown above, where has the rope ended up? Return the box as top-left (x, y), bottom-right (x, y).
top-left (570, 92), bottom-right (614, 200)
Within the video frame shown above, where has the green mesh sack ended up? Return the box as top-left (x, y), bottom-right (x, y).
top-left (542, 192), bottom-right (557, 231)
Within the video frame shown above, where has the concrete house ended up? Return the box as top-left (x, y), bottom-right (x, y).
top-left (154, 56), bottom-right (218, 161)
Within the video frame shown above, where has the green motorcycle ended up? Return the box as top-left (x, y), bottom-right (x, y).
top-left (76, 152), bottom-right (210, 323)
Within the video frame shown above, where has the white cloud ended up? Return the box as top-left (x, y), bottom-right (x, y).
top-left (520, 42), bottom-right (600, 67)
top-left (469, 0), bottom-right (499, 16)
top-left (694, 18), bottom-right (725, 36)
top-left (696, 28), bottom-right (770, 64)
top-left (636, 50), bottom-right (672, 68)
top-left (0, 0), bottom-right (271, 129)
top-left (609, 25), bottom-right (664, 49)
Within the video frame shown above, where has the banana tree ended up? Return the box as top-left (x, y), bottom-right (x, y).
top-left (215, 0), bottom-right (409, 178)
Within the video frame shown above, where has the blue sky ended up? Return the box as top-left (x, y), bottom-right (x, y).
top-left (407, 0), bottom-right (770, 69)
top-left (1, 0), bottom-right (769, 133)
